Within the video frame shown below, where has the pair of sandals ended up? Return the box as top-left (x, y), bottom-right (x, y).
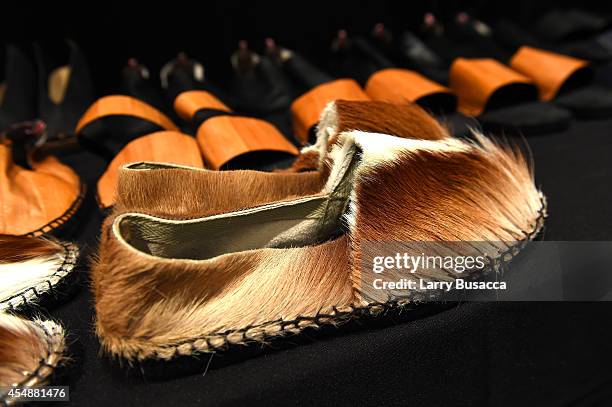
top-left (82, 52), bottom-right (376, 209)
top-left (336, 17), bottom-right (612, 137)
top-left (92, 99), bottom-right (546, 362)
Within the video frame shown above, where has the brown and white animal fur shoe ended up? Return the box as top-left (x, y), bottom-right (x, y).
top-left (92, 122), bottom-right (546, 361)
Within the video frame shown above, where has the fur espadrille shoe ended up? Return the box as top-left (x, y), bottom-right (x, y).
top-left (0, 313), bottom-right (66, 405)
top-left (92, 127), bottom-right (545, 361)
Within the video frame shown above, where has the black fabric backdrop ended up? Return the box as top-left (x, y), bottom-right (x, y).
top-left (4, 1), bottom-right (612, 406)
top-left (48, 116), bottom-right (612, 406)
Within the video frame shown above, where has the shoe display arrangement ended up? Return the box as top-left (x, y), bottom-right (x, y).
top-left (0, 3), bottom-right (611, 406)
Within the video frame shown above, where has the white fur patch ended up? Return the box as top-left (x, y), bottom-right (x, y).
top-left (0, 243), bottom-right (78, 312)
top-left (323, 130), bottom-right (470, 192)
top-left (352, 130), bottom-right (469, 164)
top-left (0, 256), bottom-right (62, 299)
top-left (312, 101), bottom-right (339, 166)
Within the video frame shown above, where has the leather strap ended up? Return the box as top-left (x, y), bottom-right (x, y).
top-left (197, 116), bottom-right (299, 170)
top-left (365, 68), bottom-right (452, 105)
top-left (449, 58), bottom-right (533, 116)
top-left (76, 95), bottom-right (178, 133)
top-left (174, 90), bottom-right (232, 121)
top-left (290, 79), bottom-right (369, 145)
top-left (509, 46), bottom-right (590, 101)
top-left (97, 131), bottom-right (205, 208)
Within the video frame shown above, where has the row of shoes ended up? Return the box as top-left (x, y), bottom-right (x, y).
top-left (0, 8), bottom-right (600, 399)
top-left (0, 41), bottom-right (88, 403)
top-left (5, 9), bottom-right (612, 142)
top-left (0, 97), bottom-right (547, 399)
top-left (0, 41), bottom-right (95, 137)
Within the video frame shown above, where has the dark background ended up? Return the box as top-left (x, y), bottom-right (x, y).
top-left (3, 0), bottom-right (612, 93)
top-left (3, 1), bottom-right (612, 406)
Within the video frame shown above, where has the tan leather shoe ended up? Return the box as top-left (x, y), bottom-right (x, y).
top-left (0, 138), bottom-right (83, 236)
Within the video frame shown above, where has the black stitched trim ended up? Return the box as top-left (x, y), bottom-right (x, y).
top-left (127, 196), bottom-right (548, 360)
top-left (0, 241), bottom-right (79, 312)
top-left (25, 183), bottom-right (86, 237)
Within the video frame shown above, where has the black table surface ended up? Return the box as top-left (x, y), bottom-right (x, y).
top-left (48, 115), bottom-right (612, 406)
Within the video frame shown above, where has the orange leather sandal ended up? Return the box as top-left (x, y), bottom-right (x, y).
top-left (96, 99), bottom-right (448, 209)
top-left (264, 41), bottom-right (370, 145)
top-left (165, 53), bottom-right (299, 170)
top-left (363, 24), bottom-right (573, 135)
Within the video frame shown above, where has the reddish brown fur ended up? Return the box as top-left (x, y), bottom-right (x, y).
top-left (92, 103), bottom-right (544, 361)
top-left (285, 150), bottom-right (321, 172)
top-left (0, 235), bottom-right (61, 264)
top-left (93, 217), bottom-right (353, 360)
top-left (334, 100), bottom-right (448, 140)
top-left (348, 135), bottom-right (543, 302)
top-left (115, 167), bottom-right (327, 219)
